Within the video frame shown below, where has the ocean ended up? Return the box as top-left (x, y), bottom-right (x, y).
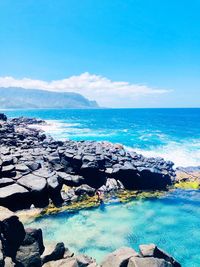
top-left (3, 108), bottom-right (200, 167)
top-left (2, 108), bottom-right (200, 266)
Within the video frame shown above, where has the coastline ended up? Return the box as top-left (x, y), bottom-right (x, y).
top-left (0, 113), bottom-right (199, 266)
top-left (0, 113), bottom-right (176, 211)
top-left (0, 113), bottom-right (199, 212)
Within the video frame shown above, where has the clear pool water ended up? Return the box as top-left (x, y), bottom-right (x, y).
top-left (28, 189), bottom-right (200, 267)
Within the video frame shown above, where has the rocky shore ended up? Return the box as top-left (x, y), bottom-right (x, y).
top-left (0, 113), bottom-right (176, 211)
top-left (0, 206), bottom-right (181, 267)
top-left (175, 166), bottom-right (200, 189)
top-left (0, 113), bottom-right (190, 266)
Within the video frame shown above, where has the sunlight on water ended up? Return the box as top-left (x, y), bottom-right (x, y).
top-left (28, 190), bottom-right (200, 266)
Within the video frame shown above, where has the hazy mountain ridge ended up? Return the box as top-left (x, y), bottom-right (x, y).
top-left (0, 87), bottom-right (99, 109)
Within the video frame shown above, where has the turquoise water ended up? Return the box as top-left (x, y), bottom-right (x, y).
top-left (3, 108), bottom-right (200, 167)
top-left (28, 190), bottom-right (200, 266)
top-left (2, 108), bottom-right (200, 266)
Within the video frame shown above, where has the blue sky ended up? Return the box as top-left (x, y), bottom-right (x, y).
top-left (0, 0), bottom-right (200, 107)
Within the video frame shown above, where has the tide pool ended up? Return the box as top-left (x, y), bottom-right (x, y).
top-left (28, 190), bottom-right (200, 266)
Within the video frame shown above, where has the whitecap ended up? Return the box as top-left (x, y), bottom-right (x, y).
top-left (126, 140), bottom-right (200, 167)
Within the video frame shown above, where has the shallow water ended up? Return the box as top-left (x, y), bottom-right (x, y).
top-left (28, 190), bottom-right (200, 266)
top-left (3, 108), bottom-right (200, 167)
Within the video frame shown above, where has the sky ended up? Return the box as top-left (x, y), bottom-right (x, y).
top-left (0, 0), bottom-right (200, 108)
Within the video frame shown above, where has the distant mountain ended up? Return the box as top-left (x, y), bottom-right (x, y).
top-left (0, 87), bottom-right (99, 109)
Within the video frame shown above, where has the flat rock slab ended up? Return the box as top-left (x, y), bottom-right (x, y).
top-left (0, 184), bottom-right (28, 198)
top-left (17, 174), bottom-right (49, 208)
top-left (17, 174), bottom-right (47, 192)
top-left (0, 178), bottom-right (15, 188)
top-left (0, 184), bottom-right (30, 210)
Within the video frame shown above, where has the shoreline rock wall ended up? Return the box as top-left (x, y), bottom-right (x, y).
top-left (0, 113), bottom-right (175, 211)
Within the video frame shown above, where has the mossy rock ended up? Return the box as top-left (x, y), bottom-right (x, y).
top-left (35, 189), bottom-right (167, 218)
top-left (41, 195), bottom-right (100, 216)
top-left (117, 190), bottom-right (165, 203)
top-left (174, 181), bottom-right (200, 190)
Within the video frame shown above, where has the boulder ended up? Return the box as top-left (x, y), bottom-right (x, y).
top-left (113, 164), bottom-right (172, 190)
top-left (46, 153), bottom-right (61, 165)
top-left (17, 174), bottom-right (48, 208)
top-left (139, 244), bottom-right (181, 267)
top-left (80, 157), bottom-right (106, 189)
top-left (15, 247), bottom-right (41, 267)
top-left (101, 247), bottom-right (139, 267)
top-left (25, 162), bottom-right (41, 172)
top-left (128, 257), bottom-right (173, 267)
top-left (61, 188), bottom-right (78, 203)
top-left (0, 207), bottom-right (26, 258)
top-left (47, 175), bottom-right (63, 206)
top-left (23, 228), bottom-right (45, 255)
top-left (75, 184), bottom-right (96, 197)
top-left (15, 228), bottom-right (44, 267)
top-left (98, 178), bottom-right (124, 192)
top-left (0, 184), bottom-right (30, 211)
top-left (41, 242), bottom-right (65, 265)
top-left (137, 168), bottom-right (172, 190)
top-left (57, 172), bottom-right (85, 187)
top-left (111, 164), bottom-right (138, 190)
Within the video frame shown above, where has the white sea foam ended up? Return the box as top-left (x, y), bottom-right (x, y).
top-left (126, 140), bottom-right (200, 167)
top-left (29, 120), bottom-right (81, 140)
top-left (30, 120), bottom-right (200, 168)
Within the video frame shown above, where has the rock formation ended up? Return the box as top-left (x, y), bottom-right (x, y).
top-left (0, 114), bottom-right (176, 211)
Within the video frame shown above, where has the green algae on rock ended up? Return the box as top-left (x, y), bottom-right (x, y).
top-left (38, 189), bottom-right (166, 217)
top-left (174, 181), bottom-right (200, 190)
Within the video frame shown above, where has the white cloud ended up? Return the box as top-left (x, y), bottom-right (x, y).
top-left (0, 72), bottom-right (171, 107)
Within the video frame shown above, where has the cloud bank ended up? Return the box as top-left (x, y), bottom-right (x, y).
top-left (0, 72), bottom-right (170, 107)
